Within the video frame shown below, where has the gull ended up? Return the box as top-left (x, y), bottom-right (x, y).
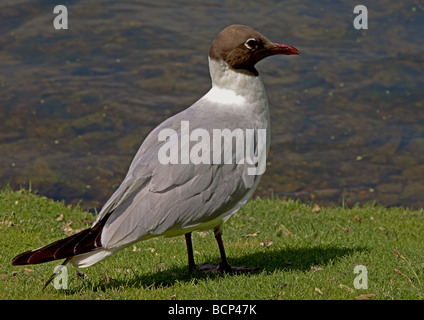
top-left (12, 24), bottom-right (299, 286)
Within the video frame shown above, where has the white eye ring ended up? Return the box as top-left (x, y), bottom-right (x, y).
top-left (244, 38), bottom-right (257, 49)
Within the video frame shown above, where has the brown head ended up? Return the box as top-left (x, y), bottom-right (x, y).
top-left (209, 24), bottom-right (299, 76)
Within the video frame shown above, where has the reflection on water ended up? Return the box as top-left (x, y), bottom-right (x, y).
top-left (0, 0), bottom-right (423, 209)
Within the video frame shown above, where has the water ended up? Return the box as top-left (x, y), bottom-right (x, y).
top-left (0, 0), bottom-right (423, 209)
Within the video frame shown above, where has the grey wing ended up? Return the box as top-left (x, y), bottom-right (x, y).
top-left (96, 105), bottom-right (261, 249)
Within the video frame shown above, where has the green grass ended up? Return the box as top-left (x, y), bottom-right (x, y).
top-left (1, 186), bottom-right (424, 300)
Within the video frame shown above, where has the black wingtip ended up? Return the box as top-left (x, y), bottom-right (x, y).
top-left (12, 249), bottom-right (37, 266)
top-left (11, 228), bottom-right (93, 266)
top-left (11, 212), bottom-right (112, 267)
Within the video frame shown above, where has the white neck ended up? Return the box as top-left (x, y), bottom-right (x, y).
top-left (205, 57), bottom-right (271, 158)
top-left (206, 57), bottom-right (268, 105)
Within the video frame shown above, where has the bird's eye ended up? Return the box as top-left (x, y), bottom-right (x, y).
top-left (244, 38), bottom-right (257, 50)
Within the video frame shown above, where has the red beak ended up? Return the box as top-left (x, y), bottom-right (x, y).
top-left (269, 43), bottom-right (300, 55)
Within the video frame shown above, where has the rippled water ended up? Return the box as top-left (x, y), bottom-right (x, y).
top-left (1, 0), bottom-right (423, 209)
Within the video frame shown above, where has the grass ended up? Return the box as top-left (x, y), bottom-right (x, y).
top-left (1, 186), bottom-right (424, 300)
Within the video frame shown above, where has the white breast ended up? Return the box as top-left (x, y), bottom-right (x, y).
top-left (204, 86), bottom-right (246, 105)
top-left (206, 58), bottom-right (270, 129)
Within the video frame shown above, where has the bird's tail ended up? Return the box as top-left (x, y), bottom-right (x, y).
top-left (11, 212), bottom-right (111, 266)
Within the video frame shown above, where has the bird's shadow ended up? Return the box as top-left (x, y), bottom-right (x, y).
top-left (67, 245), bottom-right (368, 292)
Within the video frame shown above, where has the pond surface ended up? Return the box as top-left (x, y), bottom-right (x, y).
top-left (1, 0), bottom-right (423, 210)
